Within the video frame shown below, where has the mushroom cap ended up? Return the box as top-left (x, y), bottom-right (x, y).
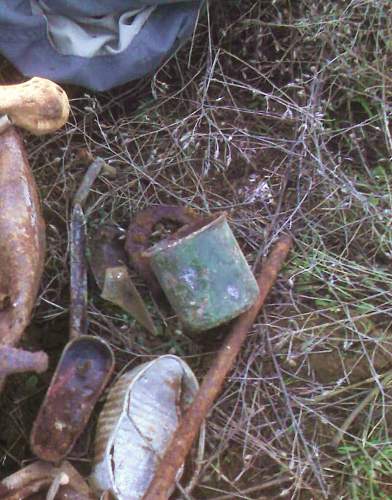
top-left (0, 77), bottom-right (70, 135)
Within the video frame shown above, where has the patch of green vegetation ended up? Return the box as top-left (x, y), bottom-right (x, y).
top-left (339, 437), bottom-right (392, 499)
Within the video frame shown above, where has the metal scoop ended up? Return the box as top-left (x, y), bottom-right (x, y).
top-left (30, 159), bottom-right (115, 463)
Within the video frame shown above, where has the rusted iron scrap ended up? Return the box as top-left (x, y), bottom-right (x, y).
top-left (0, 346), bottom-right (48, 377)
top-left (125, 205), bottom-right (201, 295)
top-left (30, 335), bottom-right (115, 463)
top-left (143, 234), bottom-right (293, 500)
top-left (70, 157), bottom-right (105, 340)
top-left (0, 80), bottom-right (69, 384)
top-left (30, 159), bottom-right (115, 463)
top-left (0, 126), bottom-right (46, 390)
top-left (69, 203), bottom-right (88, 340)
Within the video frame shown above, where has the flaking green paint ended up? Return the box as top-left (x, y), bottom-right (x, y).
top-left (147, 214), bottom-right (259, 332)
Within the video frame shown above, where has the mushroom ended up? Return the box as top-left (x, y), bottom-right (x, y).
top-left (0, 77), bottom-right (69, 135)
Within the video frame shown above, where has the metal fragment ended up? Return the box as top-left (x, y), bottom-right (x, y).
top-left (89, 224), bottom-right (157, 334)
top-left (102, 266), bottom-right (157, 335)
top-left (30, 336), bottom-right (115, 463)
top-left (70, 203), bottom-right (88, 340)
top-left (73, 157), bottom-right (105, 206)
top-left (0, 346), bottom-right (48, 377)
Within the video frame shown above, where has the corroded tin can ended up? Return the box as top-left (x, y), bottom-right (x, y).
top-left (89, 355), bottom-right (200, 500)
top-left (144, 213), bottom-right (259, 331)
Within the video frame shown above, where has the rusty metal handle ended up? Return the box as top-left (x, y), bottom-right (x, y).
top-left (70, 159), bottom-right (105, 340)
top-left (143, 234), bottom-right (293, 499)
top-left (0, 346), bottom-right (48, 377)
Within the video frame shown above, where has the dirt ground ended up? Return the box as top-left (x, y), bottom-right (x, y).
top-left (0, 1), bottom-right (391, 498)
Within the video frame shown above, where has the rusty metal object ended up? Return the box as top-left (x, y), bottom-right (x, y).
top-left (89, 223), bottom-right (157, 334)
top-left (0, 77), bottom-right (69, 135)
top-left (0, 346), bottom-right (48, 377)
top-left (143, 234), bottom-right (293, 500)
top-left (125, 205), bottom-right (201, 294)
top-left (70, 158), bottom-right (105, 339)
top-left (145, 212), bottom-right (260, 331)
top-left (30, 335), bottom-right (115, 462)
top-left (0, 127), bottom-right (46, 390)
top-left (70, 203), bottom-right (88, 340)
top-left (30, 164), bottom-right (115, 463)
top-left (0, 460), bottom-right (95, 499)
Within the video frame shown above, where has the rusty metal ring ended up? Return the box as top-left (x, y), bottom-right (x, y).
top-left (125, 205), bottom-right (202, 294)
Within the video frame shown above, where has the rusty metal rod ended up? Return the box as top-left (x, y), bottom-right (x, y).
top-left (69, 158), bottom-right (104, 340)
top-left (0, 346), bottom-right (48, 377)
top-left (143, 234), bottom-right (293, 500)
top-left (69, 203), bottom-right (88, 340)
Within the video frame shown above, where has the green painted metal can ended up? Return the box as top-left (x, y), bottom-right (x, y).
top-left (144, 213), bottom-right (259, 332)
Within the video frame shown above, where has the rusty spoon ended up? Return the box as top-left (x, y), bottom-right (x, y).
top-left (30, 159), bottom-right (115, 463)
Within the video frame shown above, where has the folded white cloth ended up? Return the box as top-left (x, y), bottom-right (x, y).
top-left (32, 0), bottom-right (155, 57)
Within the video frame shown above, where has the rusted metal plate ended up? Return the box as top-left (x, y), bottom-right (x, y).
top-left (30, 336), bottom-right (114, 463)
top-left (0, 127), bottom-right (45, 347)
top-left (0, 127), bottom-right (45, 390)
top-left (89, 355), bottom-right (200, 500)
top-left (145, 213), bottom-right (260, 332)
top-left (125, 205), bottom-right (201, 295)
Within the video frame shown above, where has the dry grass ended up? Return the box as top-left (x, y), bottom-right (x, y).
top-left (1, 0), bottom-right (391, 498)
